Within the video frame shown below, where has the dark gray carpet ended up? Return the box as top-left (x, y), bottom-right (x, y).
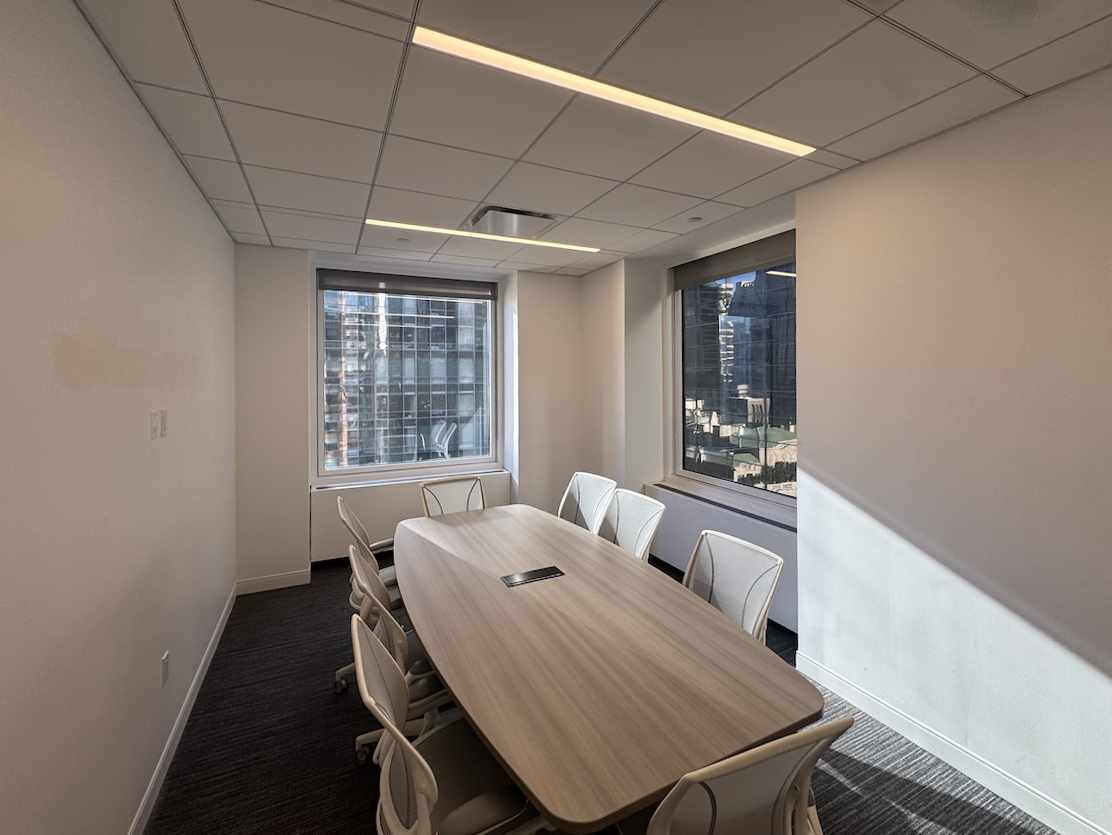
top-left (148, 558), bottom-right (1056, 834)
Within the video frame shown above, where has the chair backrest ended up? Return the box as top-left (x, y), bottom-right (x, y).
top-left (351, 615), bottom-right (438, 835)
top-left (557, 472), bottom-right (617, 534)
top-left (646, 718), bottom-right (853, 835)
top-left (348, 544), bottom-right (393, 624)
top-left (419, 476), bottom-right (485, 517)
top-left (683, 531), bottom-right (785, 643)
top-left (597, 489), bottom-right (665, 560)
top-left (338, 495), bottom-right (381, 573)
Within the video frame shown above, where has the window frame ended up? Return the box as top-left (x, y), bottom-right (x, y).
top-left (669, 248), bottom-right (798, 514)
top-left (312, 269), bottom-right (503, 486)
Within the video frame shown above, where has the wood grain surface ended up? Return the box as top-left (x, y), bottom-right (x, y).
top-left (394, 504), bottom-right (823, 832)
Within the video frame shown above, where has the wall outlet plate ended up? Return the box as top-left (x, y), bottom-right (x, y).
top-left (150, 411), bottom-right (161, 440)
top-left (159, 408), bottom-right (168, 438)
top-left (161, 651), bottom-right (170, 686)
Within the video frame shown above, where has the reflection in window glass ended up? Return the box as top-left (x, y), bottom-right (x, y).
top-left (321, 290), bottom-right (492, 471)
top-left (682, 263), bottom-right (797, 496)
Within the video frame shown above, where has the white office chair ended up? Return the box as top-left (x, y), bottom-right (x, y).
top-left (597, 489), bottom-right (666, 561)
top-left (420, 475), bottom-right (485, 517)
top-left (641, 718), bottom-right (853, 835)
top-left (337, 494), bottom-right (398, 590)
top-left (556, 472), bottom-right (617, 534)
top-left (683, 530), bottom-right (785, 644)
top-left (351, 615), bottom-right (544, 835)
top-left (334, 543), bottom-right (405, 693)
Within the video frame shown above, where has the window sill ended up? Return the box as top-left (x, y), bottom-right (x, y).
top-left (653, 475), bottom-right (797, 532)
top-left (313, 466), bottom-right (508, 491)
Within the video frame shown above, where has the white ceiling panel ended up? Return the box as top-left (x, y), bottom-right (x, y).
top-left (179, 0), bottom-right (402, 129)
top-left (367, 187), bottom-right (476, 227)
top-left (211, 200), bottom-right (265, 234)
top-left (579, 185), bottom-right (701, 228)
top-left (487, 163), bottom-right (616, 216)
top-left (262, 0), bottom-right (410, 39)
top-left (994, 15), bottom-right (1112, 94)
top-left (220, 101), bottom-right (380, 182)
top-left (261, 208), bottom-right (362, 243)
top-left (246, 166), bottom-right (370, 217)
top-left (183, 155), bottom-right (252, 202)
top-left (829, 75), bottom-right (1019, 160)
top-left (806, 149), bottom-right (860, 169)
top-left (541, 217), bottom-right (673, 252)
top-left (890, 0), bottom-right (1112, 69)
top-left (232, 232), bottom-right (271, 245)
top-left (730, 19), bottom-right (976, 147)
top-left (81, 0), bottom-right (206, 92)
top-left (502, 245), bottom-right (576, 267)
top-left (600, 0), bottom-right (869, 115)
top-left (356, 245), bottom-right (434, 260)
top-left (621, 228), bottom-right (678, 252)
top-left (652, 201), bottom-right (743, 233)
top-left (431, 254), bottom-right (501, 267)
top-left (135, 84), bottom-right (234, 159)
top-left (272, 236), bottom-right (355, 253)
top-left (557, 265), bottom-right (594, 276)
top-left (390, 48), bottom-right (571, 157)
top-left (360, 0), bottom-right (416, 18)
top-left (497, 261), bottom-right (555, 272)
top-left (437, 236), bottom-right (523, 259)
top-left (417, 0), bottom-right (655, 74)
top-left (375, 135), bottom-right (512, 200)
top-left (857, 0), bottom-right (901, 10)
top-left (559, 251), bottom-right (626, 271)
top-left (360, 224), bottom-right (449, 252)
top-left (524, 97), bottom-right (696, 180)
top-left (716, 159), bottom-right (836, 207)
top-left (631, 132), bottom-right (792, 198)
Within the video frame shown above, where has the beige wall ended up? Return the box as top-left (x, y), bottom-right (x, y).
top-left (235, 245), bottom-right (311, 591)
top-left (622, 259), bottom-right (669, 492)
top-left (796, 68), bottom-right (1112, 833)
top-left (580, 262), bottom-right (627, 482)
top-left (0, 2), bottom-right (237, 832)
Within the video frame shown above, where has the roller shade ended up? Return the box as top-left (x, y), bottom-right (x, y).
top-left (671, 230), bottom-right (795, 291)
top-left (317, 269), bottom-right (497, 300)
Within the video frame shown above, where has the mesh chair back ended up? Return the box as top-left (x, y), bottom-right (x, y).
top-left (338, 495), bottom-right (382, 573)
top-left (348, 545), bottom-right (393, 622)
top-left (557, 472), bottom-right (617, 533)
top-left (352, 615), bottom-right (436, 835)
top-left (646, 718), bottom-right (852, 835)
top-left (684, 531), bottom-right (784, 643)
top-left (597, 489), bottom-right (666, 560)
top-left (420, 476), bottom-right (485, 517)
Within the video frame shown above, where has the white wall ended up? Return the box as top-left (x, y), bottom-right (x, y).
top-left (235, 245), bottom-right (311, 591)
top-left (0, 2), bottom-right (237, 832)
top-left (796, 68), bottom-right (1112, 834)
top-left (622, 259), bottom-right (669, 492)
top-left (580, 262), bottom-right (627, 482)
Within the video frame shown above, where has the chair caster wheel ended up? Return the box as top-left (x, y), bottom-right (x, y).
top-left (356, 746), bottom-right (370, 765)
top-left (334, 678), bottom-right (348, 694)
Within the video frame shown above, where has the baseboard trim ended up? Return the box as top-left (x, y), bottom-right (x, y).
top-left (235, 568), bottom-right (311, 595)
top-left (128, 584), bottom-right (236, 835)
top-left (796, 652), bottom-right (1109, 835)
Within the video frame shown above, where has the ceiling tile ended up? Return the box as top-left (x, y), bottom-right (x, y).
top-left (730, 19), bottom-right (976, 147)
top-left (621, 228), bottom-right (678, 252)
top-left (437, 236), bottom-right (522, 259)
top-left (541, 217), bottom-right (673, 252)
top-left (600, 0), bottom-right (869, 115)
top-left (631, 132), bottom-right (792, 198)
top-left (271, 236), bottom-right (355, 253)
top-left (390, 48), bottom-right (571, 156)
top-left (367, 187), bottom-right (476, 227)
top-left (262, 0), bottom-right (410, 39)
top-left (856, 0), bottom-right (901, 11)
top-left (183, 155), bottom-right (252, 202)
top-left (431, 254), bottom-right (501, 267)
top-left (220, 101), bottom-right (380, 182)
top-left (717, 159), bottom-right (836, 207)
top-left (557, 265), bottom-right (594, 276)
top-left (994, 15), bottom-right (1112, 93)
top-left (417, 0), bottom-right (655, 73)
top-left (81, 0), bottom-right (206, 92)
top-left (356, 245), bottom-right (434, 260)
top-left (524, 97), bottom-right (695, 180)
top-left (135, 84), bottom-right (233, 159)
top-left (487, 163), bottom-right (616, 216)
top-left (245, 166), bottom-right (370, 217)
top-left (503, 246), bottom-right (575, 267)
top-left (360, 224), bottom-right (449, 252)
top-left (232, 232), bottom-right (271, 245)
top-left (211, 200), bottom-right (265, 234)
top-left (579, 185), bottom-right (701, 228)
top-left (261, 208), bottom-right (362, 243)
top-left (359, 0), bottom-right (416, 18)
top-left (376, 135), bottom-right (512, 200)
top-left (560, 251), bottom-right (626, 272)
top-left (652, 201), bottom-right (743, 233)
top-left (829, 75), bottom-right (1019, 159)
top-left (806, 149), bottom-right (860, 169)
top-left (890, 0), bottom-right (1112, 69)
top-left (179, 0), bottom-right (402, 129)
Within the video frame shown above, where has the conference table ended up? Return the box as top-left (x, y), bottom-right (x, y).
top-left (394, 503), bottom-right (824, 834)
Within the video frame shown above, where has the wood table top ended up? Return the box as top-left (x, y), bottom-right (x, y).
top-left (393, 504), bottom-right (823, 833)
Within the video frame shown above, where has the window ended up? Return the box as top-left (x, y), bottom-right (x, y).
top-left (677, 234), bottom-right (797, 497)
top-left (317, 270), bottom-right (496, 476)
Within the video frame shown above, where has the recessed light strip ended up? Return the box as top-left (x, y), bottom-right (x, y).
top-left (411, 27), bottom-right (815, 158)
top-left (767, 270), bottom-right (797, 277)
top-left (364, 218), bottom-right (600, 253)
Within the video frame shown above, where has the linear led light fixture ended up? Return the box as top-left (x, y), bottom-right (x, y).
top-left (767, 270), bottom-right (797, 277)
top-left (412, 27), bottom-right (815, 158)
top-left (364, 218), bottom-right (600, 253)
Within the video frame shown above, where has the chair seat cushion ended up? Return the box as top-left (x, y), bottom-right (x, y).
top-left (438, 787), bottom-right (530, 835)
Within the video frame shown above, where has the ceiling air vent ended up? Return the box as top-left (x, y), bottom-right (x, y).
top-left (469, 205), bottom-right (554, 238)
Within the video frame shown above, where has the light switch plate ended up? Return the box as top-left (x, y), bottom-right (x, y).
top-left (150, 410), bottom-right (160, 440)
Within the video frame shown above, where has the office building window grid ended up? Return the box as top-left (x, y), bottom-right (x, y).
top-left (681, 263), bottom-right (797, 496)
top-left (321, 290), bottom-right (492, 471)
